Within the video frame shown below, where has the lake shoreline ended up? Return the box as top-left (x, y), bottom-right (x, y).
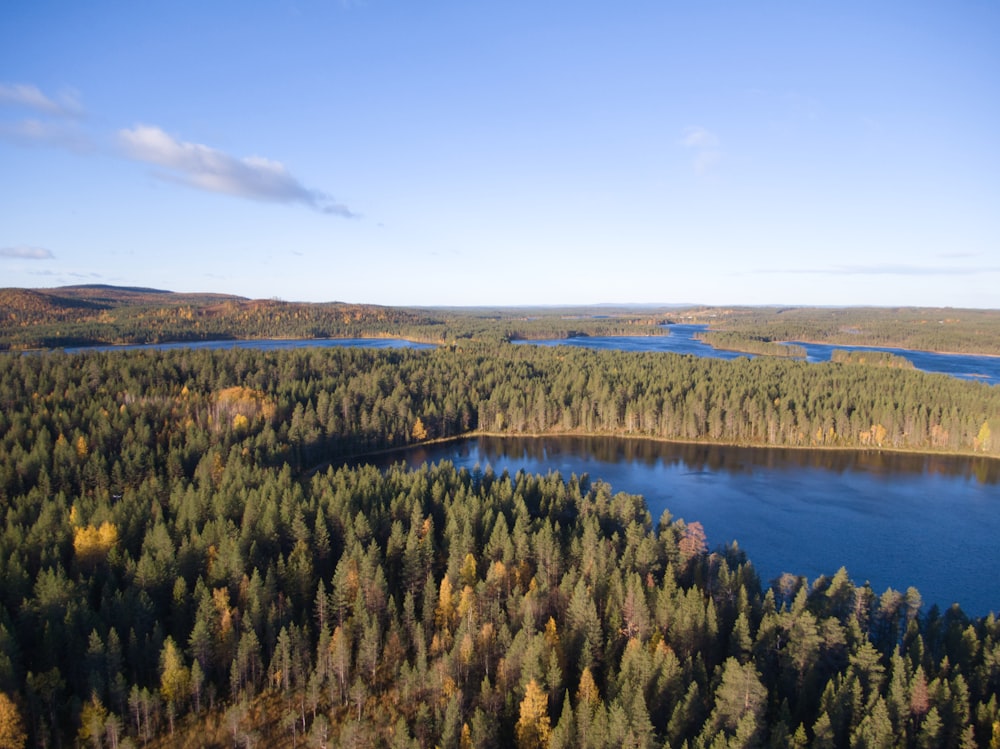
top-left (337, 427), bottom-right (1000, 468)
top-left (779, 337), bottom-right (1000, 360)
top-left (338, 431), bottom-right (1000, 616)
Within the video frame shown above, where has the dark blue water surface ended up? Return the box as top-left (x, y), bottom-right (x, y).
top-left (63, 338), bottom-right (435, 354)
top-left (521, 324), bottom-right (1000, 386)
top-left (518, 324), bottom-right (749, 360)
top-left (789, 340), bottom-right (1000, 386)
top-left (358, 436), bottom-right (1000, 617)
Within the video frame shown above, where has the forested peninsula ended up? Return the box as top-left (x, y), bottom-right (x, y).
top-left (1, 337), bottom-right (999, 747)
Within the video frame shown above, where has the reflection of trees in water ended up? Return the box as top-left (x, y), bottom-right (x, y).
top-left (475, 435), bottom-right (999, 484)
top-left (354, 434), bottom-right (999, 486)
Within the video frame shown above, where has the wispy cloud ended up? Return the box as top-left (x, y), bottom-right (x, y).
top-left (680, 126), bottom-right (722, 176)
top-left (0, 82), bottom-right (91, 150)
top-left (118, 125), bottom-right (357, 217)
top-left (0, 118), bottom-right (93, 152)
top-left (2, 83), bottom-right (357, 217)
top-left (0, 245), bottom-right (55, 260)
top-left (680, 126), bottom-right (718, 149)
top-left (756, 263), bottom-right (1000, 277)
top-left (0, 83), bottom-right (83, 118)
top-left (937, 251), bottom-right (979, 260)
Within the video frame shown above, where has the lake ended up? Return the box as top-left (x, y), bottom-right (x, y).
top-left (355, 435), bottom-right (1000, 617)
top-left (522, 323), bottom-right (1000, 386)
top-left (62, 337), bottom-right (435, 354)
top-left (790, 339), bottom-right (1000, 386)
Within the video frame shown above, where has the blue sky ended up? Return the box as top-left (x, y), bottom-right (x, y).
top-left (2, 1), bottom-right (998, 307)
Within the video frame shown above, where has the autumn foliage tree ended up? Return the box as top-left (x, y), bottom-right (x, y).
top-left (72, 521), bottom-right (119, 569)
top-left (0, 693), bottom-right (26, 749)
top-left (515, 679), bottom-right (551, 749)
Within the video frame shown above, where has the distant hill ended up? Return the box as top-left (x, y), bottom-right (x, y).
top-left (0, 287), bottom-right (107, 315)
top-left (0, 284), bottom-right (441, 350)
top-left (33, 284), bottom-right (245, 306)
top-left (0, 284), bottom-right (245, 313)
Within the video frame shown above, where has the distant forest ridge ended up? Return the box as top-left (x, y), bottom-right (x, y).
top-left (1, 284), bottom-right (999, 355)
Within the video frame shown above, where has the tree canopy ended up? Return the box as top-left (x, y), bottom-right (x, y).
top-left (0, 342), bottom-right (998, 746)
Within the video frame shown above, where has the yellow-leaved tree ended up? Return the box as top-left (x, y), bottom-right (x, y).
top-left (411, 417), bottom-right (428, 442)
top-left (976, 419), bottom-right (992, 452)
top-left (160, 637), bottom-right (191, 735)
top-left (515, 678), bottom-right (551, 749)
top-left (0, 691), bottom-right (26, 749)
top-left (73, 522), bottom-right (119, 569)
top-left (77, 694), bottom-right (106, 749)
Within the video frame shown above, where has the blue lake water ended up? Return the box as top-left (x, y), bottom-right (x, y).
top-left (62, 338), bottom-right (435, 354)
top-left (358, 436), bottom-right (1000, 617)
top-left (521, 324), bottom-right (1000, 386)
top-left (518, 323), bottom-right (749, 360)
top-left (789, 340), bottom-right (1000, 386)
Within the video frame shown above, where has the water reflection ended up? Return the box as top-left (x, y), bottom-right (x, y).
top-left (455, 435), bottom-right (999, 484)
top-left (63, 337), bottom-right (435, 354)
top-left (357, 435), bottom-right (1000, 616)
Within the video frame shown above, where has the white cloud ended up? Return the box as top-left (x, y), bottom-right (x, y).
top-left (680, 126), bottom-right (722, 176)
top-left (0, 83), bottom-right (82, 117)
top-left (0, 84), bottom-right (357, 218)
top-left (0, 246), bottom-right (55, 259)
top-left (756, 263), bottom-right (1000, 277)
top-left (118, 125), bottom-right (356, 217)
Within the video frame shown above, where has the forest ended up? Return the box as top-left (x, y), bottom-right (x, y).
top-left (0, 342), bottom-right (998, 747)
top-left (692, 332), bottom-right (806, 359)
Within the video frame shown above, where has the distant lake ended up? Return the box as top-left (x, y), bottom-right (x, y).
top-left (518, 323), bottom-right (749, 360)
top-left (521, 324), bottom-right (1000, 386)
top-left (357, 435), bottom-right (1000, 617)
top-left (62, 338), bottom-right (435, 354)
top-left (58, 326), bottom-right (1000, 386)
top-left (790, 340), bottom-right (1000, 386)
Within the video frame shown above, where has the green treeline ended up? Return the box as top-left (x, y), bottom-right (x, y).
top-left (1, 344), bottom-right (997, 479)
top-left (1, 346), bottom-right (999, 746)
top-left (693, 332), bottom-right (806, 359)
top-left (830, 350), bottom-right (916, 370)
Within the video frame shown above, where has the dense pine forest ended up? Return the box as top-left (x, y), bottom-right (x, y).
top-left (692, 332), bottom-right (806, 359)
top-left (0, 343), bottom-right (998, 747)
